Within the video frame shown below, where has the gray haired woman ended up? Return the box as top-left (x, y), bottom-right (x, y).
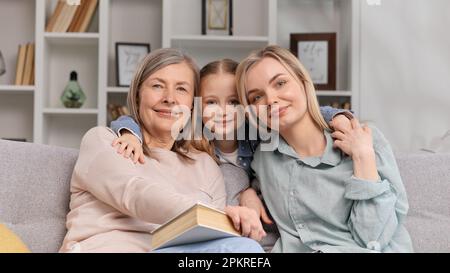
top-left (59, 48), bottom-right (265, 253)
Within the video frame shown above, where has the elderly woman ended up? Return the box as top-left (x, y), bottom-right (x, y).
top-left (59, 49), bottom-right (265, 253)
top-left (236, 46), bottom-right (413, 253)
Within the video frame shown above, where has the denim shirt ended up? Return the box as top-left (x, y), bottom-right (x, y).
top-left (251, 127), bottom-right (413, 253)
top-left (110, 106), bottom-right (352, 176)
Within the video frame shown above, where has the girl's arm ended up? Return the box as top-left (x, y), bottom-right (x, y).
top-left (332, 121), bottom-right (409, 251)
top-left (320, 106), bottom-right (353, 125)
top-left (110, 115), bottom-right (143, 143)
top-left (110, 115), bottom-right (145, 164)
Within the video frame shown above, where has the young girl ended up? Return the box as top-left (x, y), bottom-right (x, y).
top-left (110, 58), bottom-right (353, 247)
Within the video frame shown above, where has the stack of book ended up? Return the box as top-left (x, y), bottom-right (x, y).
top-left (108, 104), bottom-right (130, 121)
top-left (15, 43), bottom-right (35, 86)
top-left (46, 0), bottom-right (99, 33)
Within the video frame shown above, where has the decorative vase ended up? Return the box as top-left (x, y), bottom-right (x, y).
top-left (61, 71), bottom-right (86, 108)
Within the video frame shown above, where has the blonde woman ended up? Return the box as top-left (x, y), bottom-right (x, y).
top-left (59, 49), bottom-right (265, 253)
top-left (236, 46), bottom-right (413, 253)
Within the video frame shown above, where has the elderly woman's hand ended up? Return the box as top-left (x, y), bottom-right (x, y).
top-left (225, 206), bottom-right (267, 242)
top-left (112, 132), bottom-right (145, 164)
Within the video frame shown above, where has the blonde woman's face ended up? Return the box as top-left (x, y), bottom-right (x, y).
top-left (201, 73), bottom-right (242, 137)
top-left (245, 57), bottom-right (308, 131)
top-left (139, 62), bottom-right (195, 136)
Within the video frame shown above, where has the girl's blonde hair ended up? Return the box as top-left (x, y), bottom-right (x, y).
top-left (127, 48), bottom-right (215, 162)
top-left (200, 58), bottom-right (238, 79)
top-left (235, 45), bottom-right (330, 131)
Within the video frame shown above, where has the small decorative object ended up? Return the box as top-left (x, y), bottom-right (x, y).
top-left (331, 101), bottom-right (340, 109)
top-left (61, 71), bottom-right (86, 108)
top-left (0, 50), bottom-right (6, 76)
top-left (342, 101), bottom-right (351, 110)
top-left (290, 33), bottom-right (336, 90)
top-left (116, 43), bottom-right (150, 87)
top-left (202, 0), bottom-right (233, 35)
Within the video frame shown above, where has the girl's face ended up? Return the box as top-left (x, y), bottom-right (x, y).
top-left (201, 73), bottom-right (242, 138)
top-left (245, 57), bottom-right (308, 131)
top-left (139, 62), bottom-right (195, 137)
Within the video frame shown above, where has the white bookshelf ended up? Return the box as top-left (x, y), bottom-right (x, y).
top-left (0, 85), bottom-right (35, 93)
top-left (0, 0), bottom-right (360, 149)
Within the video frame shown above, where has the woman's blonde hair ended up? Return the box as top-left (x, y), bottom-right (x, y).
top-left (235, 45), bottom-right (330, 131)
top-left (127, 48), bottom-right (215, 162)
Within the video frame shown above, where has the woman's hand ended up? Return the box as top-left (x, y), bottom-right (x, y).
top-left (331, 119), bottom-right (379, 181)
top-left (331, 118), bottom-right (374, 157)
top-left (111, 132), bottom-right (145, 164)
top-left (239, 188), bottom-right (273, 225)
top-left (225, 206), bottom-right (267, 242)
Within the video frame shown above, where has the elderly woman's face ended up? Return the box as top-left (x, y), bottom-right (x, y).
top-left (139, 62), bottom-right (195, 136)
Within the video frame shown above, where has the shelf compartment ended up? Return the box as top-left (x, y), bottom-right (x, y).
top-left (0, 0), bottom-right (36, 86)
top-left (44, 41), bottom-right (98, 109)
top-left (170, 0), bottom-right (268, 37)
top-left (108, 0), bottom-right (162, 87)
top-left (0, 93), bottom-right (34, 142)
top-left (43, 114), bottom-right (97, 149)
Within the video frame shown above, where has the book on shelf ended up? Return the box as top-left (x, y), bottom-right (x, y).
top-left (57, 2), bottom-right (79, 33)
top-left (14, 43), bottom-right (35, 86)
top-left (77, 0), bottom-right (98, 32)
top-left (22, 43), bottom-right (35, 85)
top-left (45, 0), bottom-right (65, 32)
top-left (67, 0), bottom-right (88, 32)
top-left (14, 44), bottom-right (27, 85)
top-left (151, 202), bottom-right (241, 250)
top-left (46, 0), bottom-right (98, 33)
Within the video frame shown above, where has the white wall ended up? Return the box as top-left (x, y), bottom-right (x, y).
top-left (359, 0), bottom-right (450, 153)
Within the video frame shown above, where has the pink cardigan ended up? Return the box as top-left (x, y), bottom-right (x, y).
top-left (59, 127), bottom-right (226, 253)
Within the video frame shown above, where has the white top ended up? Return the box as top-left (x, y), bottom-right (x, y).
top-left (218, 149), bottom-right (239, 166)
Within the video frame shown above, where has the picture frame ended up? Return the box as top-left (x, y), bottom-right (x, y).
top-left (202, 0), bottom-right (233, 36)
top-left (115, 42), bottom-right (150, 87)
top-left (290, 33), bottom-right (336, 90)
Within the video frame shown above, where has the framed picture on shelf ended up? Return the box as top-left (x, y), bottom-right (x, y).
top-left (290, 33), bottom-right (336, 90)
top-left (202, 0), bottom-right (233, 36)
top-left (115, 43), bottom-right (150, 87)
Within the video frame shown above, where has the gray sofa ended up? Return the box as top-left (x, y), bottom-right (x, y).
top-left (0, 139), bottom-right (449, 253)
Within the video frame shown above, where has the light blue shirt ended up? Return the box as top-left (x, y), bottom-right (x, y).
top-left (251, 126), bottom-right (414, 253)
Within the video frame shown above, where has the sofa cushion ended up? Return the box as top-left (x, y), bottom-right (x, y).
top-left (0, 223), bottom-right (30, 253)
top-left (396, 152), bottom-right (450, 253)
top-left (0, 140), bottom-right (78, 253)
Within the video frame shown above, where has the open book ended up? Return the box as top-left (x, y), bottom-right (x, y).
top-left (151, 202), bottom-right (241, 250)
